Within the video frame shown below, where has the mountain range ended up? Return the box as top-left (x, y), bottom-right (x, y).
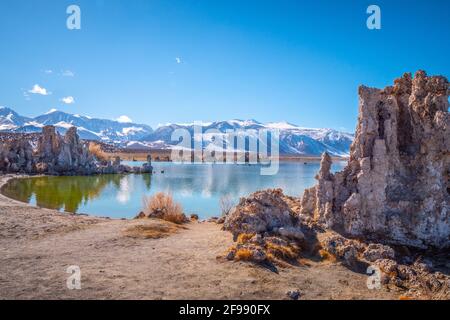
top-left (0, 107), bottom-right (153, 143)
top-left (0, 107), bottom-right (354, 157)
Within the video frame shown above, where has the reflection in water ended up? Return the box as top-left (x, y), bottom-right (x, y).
top-left (116, 176), bottom-right (131, 204)
top-left (2, 162), bottom-right (346, 219)
top-left (2, 175), bottom-right (124, 213)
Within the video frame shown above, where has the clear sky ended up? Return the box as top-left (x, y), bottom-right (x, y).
top-left (0, 0), bottom-right (449, 131)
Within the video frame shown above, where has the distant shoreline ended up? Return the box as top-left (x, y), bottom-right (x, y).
top-left (0, 131), bottom-right (349, 163)
top-left (105, 149), bottom-right (349, 163)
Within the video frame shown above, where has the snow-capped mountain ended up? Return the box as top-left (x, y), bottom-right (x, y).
top-left (0, 107), bottom-right (30, 130)
top-left (0, 107), bottom-right (153, 142)
top-left (0, 107), bottom-right (353, 156)
top-left (138, 119), bottom-right (354, 157)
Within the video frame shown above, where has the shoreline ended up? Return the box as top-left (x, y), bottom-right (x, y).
top-left (0, 174), bottom-right (400, 300)
top-left (106, 150), bottom-right (349, 163)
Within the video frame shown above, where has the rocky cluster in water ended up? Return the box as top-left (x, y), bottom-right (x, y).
top-left (0, 125), bottom-right (152, 175)
top-left (222, 71), bottom-right (449, 298)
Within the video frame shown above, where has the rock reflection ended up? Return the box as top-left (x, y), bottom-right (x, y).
top-left (2, 174), bottom-right (151, 213)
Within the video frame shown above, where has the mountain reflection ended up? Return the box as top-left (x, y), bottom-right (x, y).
top-left (1, 162), bottom-right (346, 218)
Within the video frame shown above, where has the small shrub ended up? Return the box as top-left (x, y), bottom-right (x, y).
top-left (143, 192), bottom-right (187, 224)
top-left (164, 211), bottom-right (186, 224)
top-left (220, 194), bottom-right (234, 216)
top-left (88, 142), bottom-right (108, 161)
top-left (266, 242), bottom-right (299, 260)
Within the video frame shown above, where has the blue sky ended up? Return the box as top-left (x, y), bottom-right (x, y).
top-left (0, 0), bottom-right (449, 131)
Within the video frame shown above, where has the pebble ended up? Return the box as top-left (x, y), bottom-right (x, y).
top-left (286, 289), bottom-right (301, 300)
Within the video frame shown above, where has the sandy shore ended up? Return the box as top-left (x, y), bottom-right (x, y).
top-left (0, 175), bottom-right (399, 300)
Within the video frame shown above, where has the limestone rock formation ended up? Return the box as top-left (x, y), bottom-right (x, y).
top-left (141, 154), bottom-right (153, 173)
top-left (319, 232), bottom-right (449, 298)
top-left (37, 126), bottom-right (60, 161)
top-left (0, 126), bottom-right (153, 176)
top-left (301, 71), bottom-right (449, 248)
top-left (35, 126), bottom-right (97, 175)
top-left (0, 139), bottom-right (34, 173)
top-left (223, 189), bottom-right (299, 239)
top-left (222, 188), bottom-right (306, 266)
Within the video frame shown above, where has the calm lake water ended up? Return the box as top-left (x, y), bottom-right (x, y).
top-left (1, 161), bottom-right (346, 219)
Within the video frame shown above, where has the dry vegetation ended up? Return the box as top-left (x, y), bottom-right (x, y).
top-left (220, 194), bottom-right (235, 217)
top-left (236, 233), bottom-right (255, 244)
top-left (142, 192), bottom-right (187, 224)
top-left (318, 248), bottom-right (337, 263)
top-left (223, 232), bottom-right (303, 267)
top-left (234, 248), bottom-right (254, 261)
top-left (88, 142), bottom-right (109, 161)
top-left (266, 241), bottom-right (299, 261)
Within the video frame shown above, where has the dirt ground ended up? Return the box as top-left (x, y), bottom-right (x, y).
top-left (0, 176), bottom-right (400, 300)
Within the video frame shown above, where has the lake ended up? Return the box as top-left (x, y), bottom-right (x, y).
top-left (1, 161), bottom-right (347, 219)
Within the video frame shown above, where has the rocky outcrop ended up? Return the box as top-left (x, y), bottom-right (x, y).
top-left (218, 71), bottom-right (449, 297)
top-left (0, 139), bottom-right (34, 174)
top-left (0, 126), bottom-right (153, 175)
top-left (222, 189), bottom-right (306, 266)
top-left (34, 126), bottom-right (98, 175)
top-left (319, 232), bottom-right (449, 298)
top-left (300, 153), bottom-right (334, 223)
top-left (37, 126), bottom-right (60, 161)
top-left (373, 258), bottom-right (449, 299)
top-left (223, 189), bottom-right (300, 240)
top-left (301, 71), bottom-right (449, 248)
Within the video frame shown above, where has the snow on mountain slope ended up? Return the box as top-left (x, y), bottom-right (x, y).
top-left (0, 107), bottom-right (31, 130)
top-left (0, 107), bottom-right (153, 142)
top-left (141, 120), bottom-right (354, 156)
top-left (0, 107), bottom-right (353, 156)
